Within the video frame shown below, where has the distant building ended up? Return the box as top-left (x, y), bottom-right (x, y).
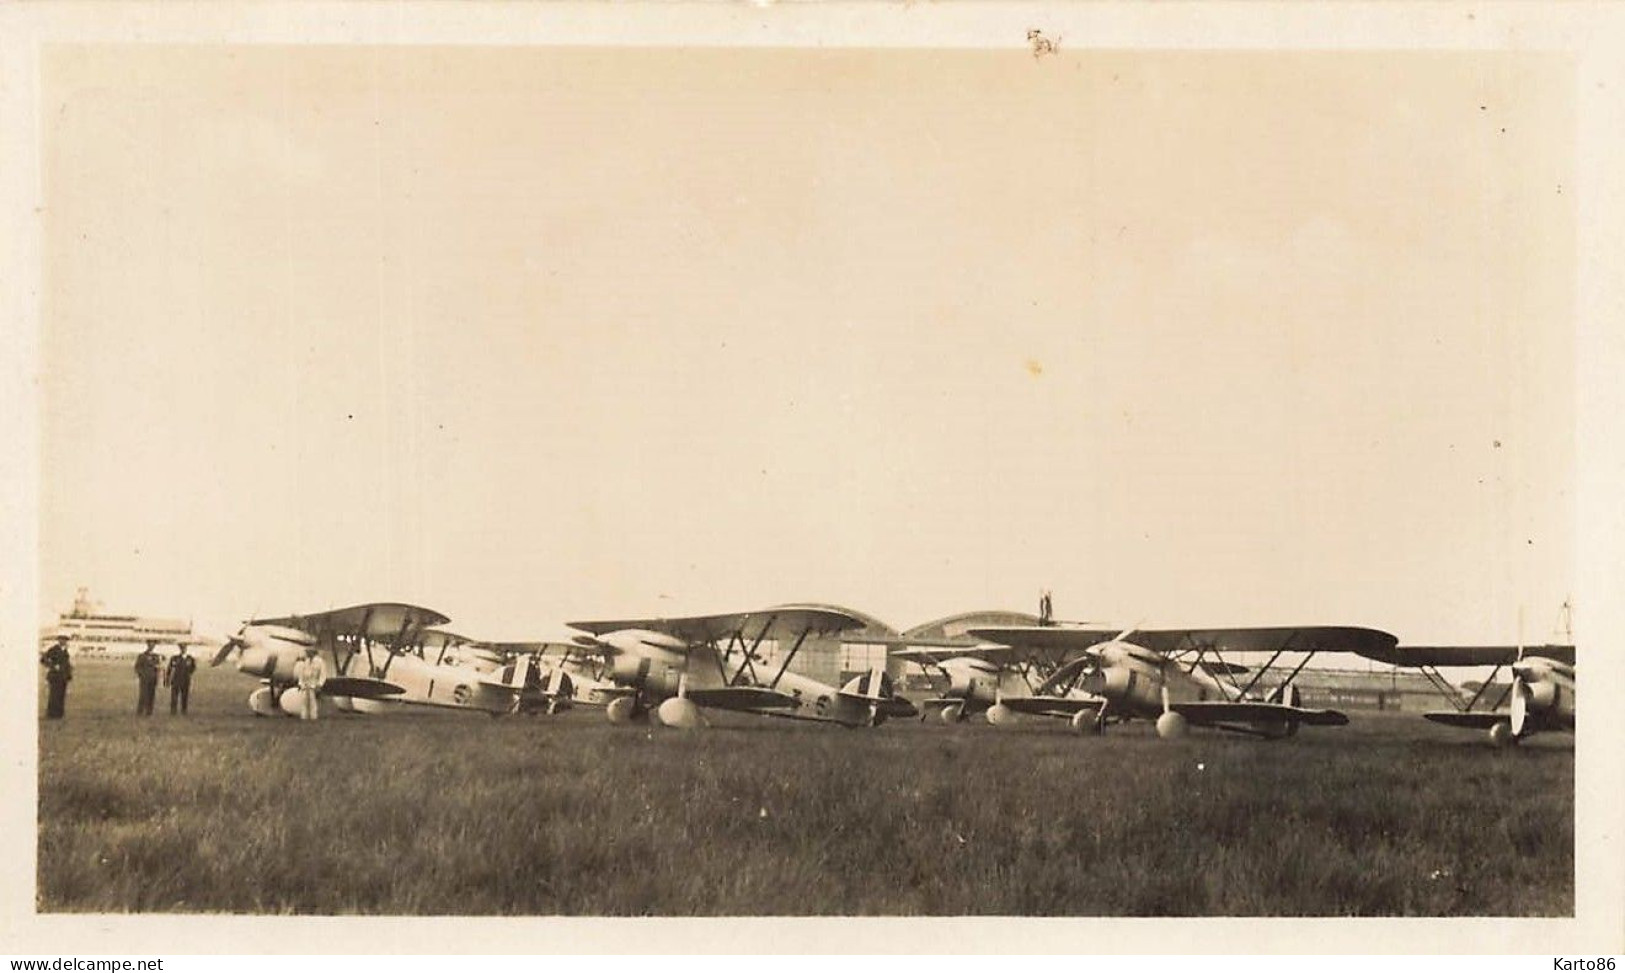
top-left (1251, 666), bottom-right (1468, 713)
top-left (41, 587), bottom-right (211, 655)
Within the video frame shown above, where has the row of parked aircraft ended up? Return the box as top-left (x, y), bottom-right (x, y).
top-left (210, 600), bottom-right (1576, 747)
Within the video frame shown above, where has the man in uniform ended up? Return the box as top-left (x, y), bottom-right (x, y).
top-left (40, 636), bottom-right (73, 719)
top-left (291, 644), bottom-right (327, 721)
top-left (134, 641), bottom-right (161, 716)
top-left (165, 643), bottom-right (197, 715)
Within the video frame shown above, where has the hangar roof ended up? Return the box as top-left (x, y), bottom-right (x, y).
top-left (903, 610), bottom-right (1041, 642)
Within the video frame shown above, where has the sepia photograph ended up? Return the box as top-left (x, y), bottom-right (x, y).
top-left (3, 0), bottom-right (1623, 957)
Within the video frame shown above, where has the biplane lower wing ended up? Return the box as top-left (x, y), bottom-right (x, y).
top-left (684, 686), bottom-right (801, 711)
top-left (998, 696), bottom-right (1103, 718)
top-left (321, 676), bottom-right (406, 699)
top-left (1421, 711), bottom-right (1509, 729)
top-left (970, 625), bottom-right (1396, 657)
top-left (1171, 700), bottom-right (1348, 727)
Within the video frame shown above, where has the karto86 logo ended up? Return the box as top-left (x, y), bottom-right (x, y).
top-left (1553, 959), bottom-right (1617, 971)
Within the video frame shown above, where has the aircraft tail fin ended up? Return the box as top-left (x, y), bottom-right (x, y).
top-left (839, 665), bottom-right (895, 702)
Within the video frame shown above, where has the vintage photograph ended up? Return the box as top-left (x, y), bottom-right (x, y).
top-left (6, 3), bottom-right (1621, 954)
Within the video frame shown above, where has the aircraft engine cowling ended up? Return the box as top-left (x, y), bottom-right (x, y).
top-left (608, 653), bottom-right (684, 696)
top-left (234, 625), bottom-right (316, 680)
top-left (1522, 679), bottom-right (1557, 713)
top-left (1084, 665), bottom-right (1161, 711)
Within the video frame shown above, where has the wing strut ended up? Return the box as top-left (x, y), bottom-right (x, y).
top-left (768, 625), bottom-right (814, 690)
top-left (380, 613), bottom-right (414, 679)
top-left (724, 614), bottom-right (776, 687)
top-left (1235, 633), bottom-right (1299, 698)
top-left (1419, 664), bottom-right (1467, 710)
top-left (345, 605), bottom-right (374, 677)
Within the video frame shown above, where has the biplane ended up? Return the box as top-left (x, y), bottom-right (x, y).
top-left (1357, 640), bottom-right (1576, 746)
top-left (888, 639), bottom-right (1106, 731)
top-left (969, 623), bottom-right (1399, 739)
top-left (212, 602), bottom-right (566, 717)
top-left (566, 605), bottom-right (918, 729)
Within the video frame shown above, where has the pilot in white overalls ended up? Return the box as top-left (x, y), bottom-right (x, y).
top-left (292, 645), bottom-right (327, 721)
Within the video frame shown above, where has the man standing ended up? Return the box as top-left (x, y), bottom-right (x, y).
top-left (165, 643), bottom-right (197, 715)
top-left (134, 641), bottom-right (161, 716)
top-left (41, 636), bottom-right (73, 719)
top-left (291, 644), bottom-right (327, 721)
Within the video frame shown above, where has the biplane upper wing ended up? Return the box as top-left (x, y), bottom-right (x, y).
top-left (1108, 626), bottom-right (1398, 657)
top-left (971, 624), bottom-right (1397, 658)
top-left (1355, 643), bottom-right (1575, 667)
top-left (966, 626), bottom-right (1123, 653)
top-left (567, 604), bottom-right (867, 646)
top-left (251, 603), bottom-right (452, 639)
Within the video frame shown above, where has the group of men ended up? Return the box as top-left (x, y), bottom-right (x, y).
top-left (39, 636), bottom-right (198, 719)
top-left (40, 636), bottom-right (328, 720)
top-left (133, 641), bottom-right (197, 716)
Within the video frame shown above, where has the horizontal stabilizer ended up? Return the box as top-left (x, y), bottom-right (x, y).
top-left (1170, 700), bottom-right (1348, 727)
top-left (684, 686), bottom-right (802, 711)
top-left (321, 676), bottom-right (407, 699)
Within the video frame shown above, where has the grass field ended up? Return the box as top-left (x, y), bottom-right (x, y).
top-left (37, 657), bottom-right (1572, 916)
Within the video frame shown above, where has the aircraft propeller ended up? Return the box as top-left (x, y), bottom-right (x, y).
top-left (212, 627), bottom-right (247, 667)
top-left (1508, 610), bottom-right (1528, 738)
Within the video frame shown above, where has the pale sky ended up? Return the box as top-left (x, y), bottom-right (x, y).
top-left (39, 46), bottom-right (1575, 645)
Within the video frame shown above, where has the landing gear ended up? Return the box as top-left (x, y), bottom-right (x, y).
top-left (657, 696), bottom-right (703, 729)
top-left (1155, 711), bottom-right (1189, 739)
top-left (606, 696), bottom-right (646, 725)
top-left (248, 687), bottom-right (277, 717)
